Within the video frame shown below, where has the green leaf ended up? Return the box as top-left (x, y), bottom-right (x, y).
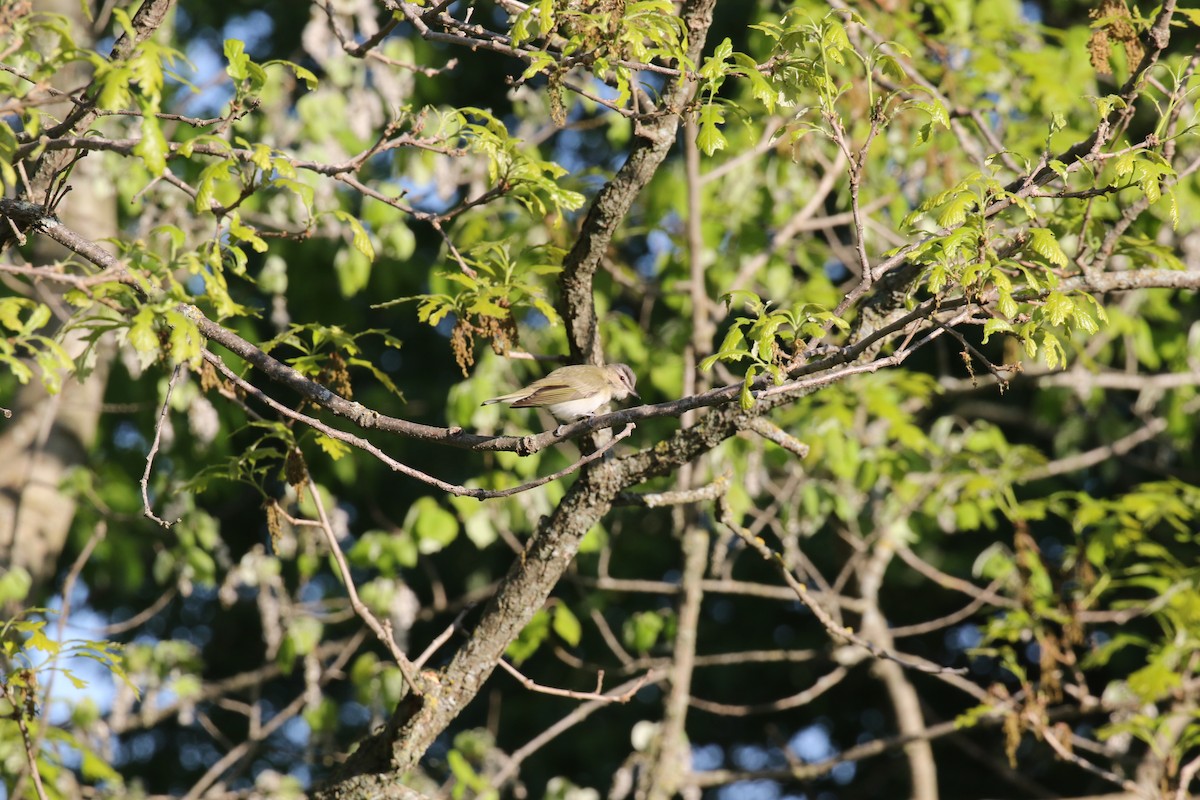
top-left (1128, 651), bottom-right (1182, 702)
top-left (272, 177), bottom-right (315, 209)
top-left (407, 497), bottom-right (459, 554)
top-left (128, 307), bottom-right (160, 369)
top-left (506, 609), bottom-right (550, 665)
top-left (981, 318), bottom-right (1013, 343)
top-left (1040, 331), bottom-right (1064, 369)
top-left (447, 749), bottom-right (479, 784)
top-left (876, 54), bottom-right (907, 82)
top-left (623, 611), bottom-right (666, 653)
top-left (911, 99), bottom-right (949, 141)
top-left (552, 604), bottom-right (582, 646)
top-left (228, 213), bottom-right (268, 253)
top-left (33, 337), bottom-right (74, 393)
top-left (163, 309), bottom-right (203, 366)
top-left (80, 748), bottom-right (122, 784)
top-left (225, 38), bottom-right (250, 82)
top-left (279, 617), bottom-right (323, 673)
top-left (194, 160), bottom-right (236, 213)
top-left (936, 193), bottom-right (975, 228)
top-left (0, 298), bottom-right (28, 331)
top-left (1081, 633), bottom-right (1149, 670)
top-left (332, 210), bottom-right (376, 262)
top-left (96, 64), bottom-right (132, 110)
top-left (61, 669), bottom-right (88, 689)
top-left (696, 102), bottom-right (727, 156)
top-left (1042, 291), bottom-right (1073, 327)
top-left (133, 108), bottom-right (168, 175)
top-left (110, 7), bottom-right (136, 39)
top-left (732, 52), bottom-right (776, 113)
top-left (334, 248), bottom-right (372, 298)
top-left (1026, 228), bottom-right (1068, 267)
top-left (713, 324), bottom-right (746, 358)
top-left (313, 434), bottom-right (352, 460)
top-left (698, 37), bottom-right (733, 83)
top-left (27, 625), bottom-right (58, 655)
top-left (997, 287), bottom-right (1018, 319)
top-left (24, 304), bottom-right (51, 334)
top-left (265, 58), bottom-right (318, 89)
top-left (347, 357), bottom-right (403, 398)
top-left (2, 355), bottom-right (38, 386)
top-left (0, 566), bottom-right (31, 605)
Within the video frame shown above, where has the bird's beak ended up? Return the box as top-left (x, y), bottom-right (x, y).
top-left (630, 389), bottom-right (640, 399)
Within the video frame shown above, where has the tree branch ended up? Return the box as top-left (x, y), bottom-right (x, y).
top-left (557, 0), bottom-right (718, 363)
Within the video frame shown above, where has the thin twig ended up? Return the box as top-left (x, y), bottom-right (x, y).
top-left (303, 469), bottom-right (424, 695)
top-left (413, 607), bottom-right (470, 670)
top-left (1018, 400), bottom-right (1197, 482)
top-left (895, 546), bottom-right (1015, 608)
top-left (888, 580), bottom-right (1006, 638)
top-left (140, 364), bottom-right (181, 528)
top-left (0, 680), bottom-right (50, 800)
top-left (496, 657), bottom-right (649, 703)
top-left (100, 586), bottom-right (179, 635)
top-left (688, 666), bottom-right (848, 716)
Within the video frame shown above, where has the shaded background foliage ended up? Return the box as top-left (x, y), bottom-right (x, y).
top-left (2, 0), bottom-right (1200, 799)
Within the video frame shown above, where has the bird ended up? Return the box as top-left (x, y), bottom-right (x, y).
top-left (482, 363), bottom-right (639, 432)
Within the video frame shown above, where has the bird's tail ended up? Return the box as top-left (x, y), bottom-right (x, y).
top-left (481, 394), bottom-right (522, 406)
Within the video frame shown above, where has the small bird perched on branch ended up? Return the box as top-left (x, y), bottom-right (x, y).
top-left (482, 363), bottom-right (639, 432)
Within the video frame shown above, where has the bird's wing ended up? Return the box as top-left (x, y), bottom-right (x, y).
top-left (509, 382), bottom-right (585, 407)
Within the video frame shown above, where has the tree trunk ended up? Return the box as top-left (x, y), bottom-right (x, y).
top-left (0, 0), bottom-right (117, 599)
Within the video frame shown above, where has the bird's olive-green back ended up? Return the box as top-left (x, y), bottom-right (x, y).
top-left (508, 365), bottom-right (613, 406)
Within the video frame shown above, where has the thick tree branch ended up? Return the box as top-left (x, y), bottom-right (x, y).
top-left (557, 0), bottom-right (717, 363)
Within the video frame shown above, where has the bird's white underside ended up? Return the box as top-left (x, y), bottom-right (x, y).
top-left (545, 395), bottom-right (610, 421)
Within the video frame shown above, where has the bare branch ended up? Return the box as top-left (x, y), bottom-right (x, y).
top-left (496, 658), bottom-right (650, 703)
top-left (688, 666), bottom-right (848, 716)
top-left (617, 473), bottom-right (730, 507)
top-left (140, 364), bottom-right (181, 528)
top-left (301, 469), bottom-right (424, 695)
top-left (744, 417), bottom-right (810, 458)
